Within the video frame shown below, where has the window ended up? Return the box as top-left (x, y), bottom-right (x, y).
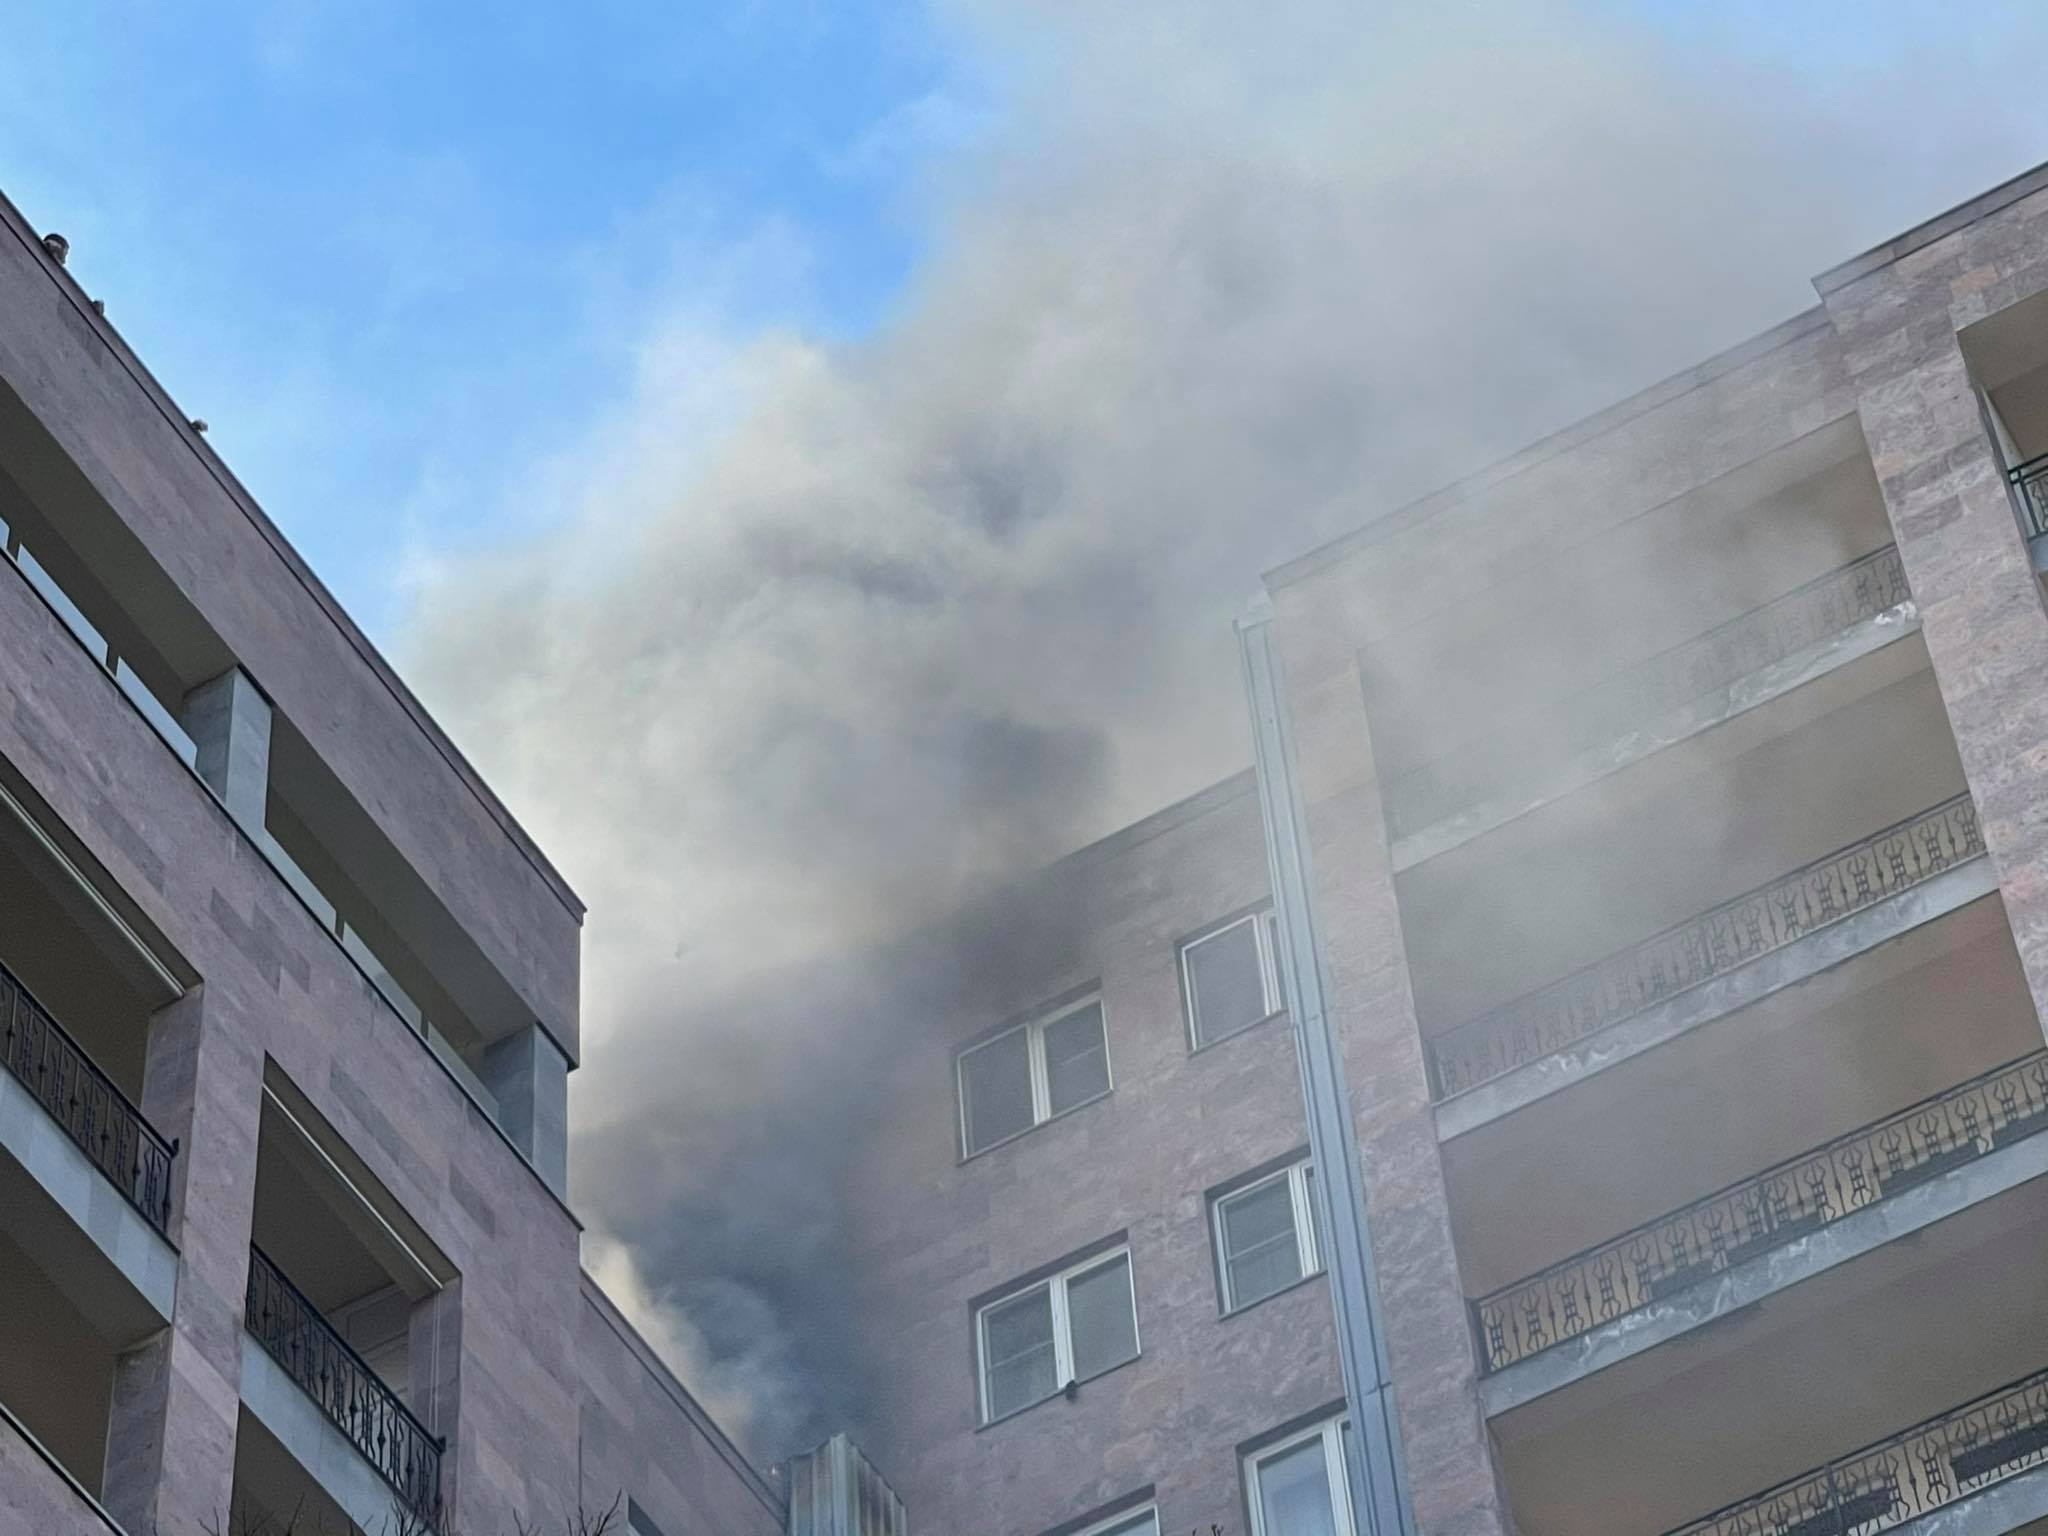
top-left (977, 1247), bottom-right (1139, 1423)
top-left (1182, 910), bottom-right (1284, 1048)
top-left (1072, 1508), bottom-right (1159, 1536)
top-left (1214, 1158), bottom-right (1322, 1312)
top-left (958, 998), bottom-right (1111, 1156)
top-left (1245, 1417), bottom-right (1354, 1536)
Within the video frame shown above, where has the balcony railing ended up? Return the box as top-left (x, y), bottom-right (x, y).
top-left (1666, 1360), bottom-right (2048, 1536)
top-left (1428, 792), bottom-right (1984, 1100)
top-left (1474, 1049), bottom-right (2048, 1374)
top-left (2009, 452), bottom-right (2048, 539)
top-left (1385, 544), bottom-right (1913, 843)
top-left (0, 955), bottom-right (175, 1235)
top-left (244, 1246), bottom-right (442, 1527)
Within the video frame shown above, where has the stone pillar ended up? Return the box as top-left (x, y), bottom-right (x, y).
top-left (480, 1025), bottom-right (570, 1197)
top-left (104, 988), bottom-right (263, 1535)
top-left (1265, 582), bottom-right (1519, 1536)
top-left (406, 1282), bottom-right (463, 1526)
top-left (1822, 264), bottom-right (2048, 1044)
top-left (181, 668), bottom-right (271, 836)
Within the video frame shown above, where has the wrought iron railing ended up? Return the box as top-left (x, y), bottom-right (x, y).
top-left (0, 954), bottom-right (175, 1234)
top-left (1666, 1359), bottom-right (2048, 1535)
top-left (1428, 793), bottom-right (1984, 1100)
top-left (244, 1246), bottom-right (442, 1526)
top-left (2009, 452), bottom-right (2048, 539)
top-left (1385, 545), bottom-right (1913, 841)
top-left (1474, 1049), bottom-right (2048, 1374)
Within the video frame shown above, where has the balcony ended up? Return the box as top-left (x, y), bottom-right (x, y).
top-left (0, 957), bottom-right (174, 1237)
top-left (1664, 1365), bottom-right (2048, 1536)
top-left (1474, 1049), bottom-right (2048, 1378)
top-left (1383, 544), bottom-right (1917, 870)
top-left (1427, 793), bottom-right (1986, 1112)
top-left (243, 1244), bottom-right (442, 1528)
top-left (2012, 453), bottom-right (2048, 543)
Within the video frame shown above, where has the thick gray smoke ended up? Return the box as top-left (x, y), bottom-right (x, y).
top-left (399, 0), bottom-right (2048, 1461)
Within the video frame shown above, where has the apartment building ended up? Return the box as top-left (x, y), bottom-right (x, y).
top-left (0, 190), bottom-right (783, 1535)
top-left (842, 162), bottom-right (2048, 1536)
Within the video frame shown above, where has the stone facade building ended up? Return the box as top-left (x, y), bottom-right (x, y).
top-left (842, 163), bottom-right (2048, 1536)
top-left (0, 186), bottom-right (783, 1535)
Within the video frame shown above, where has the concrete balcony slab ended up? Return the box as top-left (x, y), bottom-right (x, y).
top-left (0, 1067), bottom-right (175, 1344)
top-left (238, 1334), bottom-right (412, 1536)
top-left (1392, 590), bottom-right (1920, 873)
top-left (1480, 1119), bottom-right (2048, 1417)
top-left (1437, 855), bottom-right (1999, 1141)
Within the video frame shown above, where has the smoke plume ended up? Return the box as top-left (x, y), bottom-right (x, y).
top-left (399, 0), bottom-right (2048, 1461)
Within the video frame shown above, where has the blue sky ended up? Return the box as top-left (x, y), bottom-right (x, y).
top-left (0, 0), bottom-right (981, 630)
top-left (1, 0), bottom-right (2043, 639)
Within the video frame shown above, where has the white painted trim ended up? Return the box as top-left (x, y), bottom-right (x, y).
top-left (976, 1245), bottom-right (1139, 1424)
top-left (1073, 1504), bottom-right (1160, 1536)
top-left (1214, 1159), bottom-right (1323, 1312)
top-left (957, 996), bottom-right (1112, 1159)
top-left (1180, 908), bottom-right (1284, 1050)
top-left (1244, 1416), bottom-right (1355, 1536)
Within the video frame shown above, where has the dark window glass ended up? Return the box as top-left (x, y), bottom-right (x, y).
top-left (1066, 1253), bottom-right (1138, 1380)
top-left (1186, 919), bottom-right (1270, 1045)
top-left (961, 1028), bottom-right (1034, 1154)
top-left (982, 1285), bottom-right (1057, 1419)
top-left (1220, 1175), bottom-right (1303, 1308)
top-left (1256, 1436), bottom-right (1340, 1536)
top-left (1042, 1003), bottom-right (1110, 1114)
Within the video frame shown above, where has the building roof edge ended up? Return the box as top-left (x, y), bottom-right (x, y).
top-left (0, 186), bottom-right (586, 922)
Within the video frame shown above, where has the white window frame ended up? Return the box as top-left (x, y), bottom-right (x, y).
top-left (1213, 1158), bottom-right (1322, 1313)
top-left (975, 1245), bottom-right (1139, 1424)
top-left (1180, 909), bottom-right (1284, 1050)
top-left (957, 996), bottom-right (1112, 1158)
top-left (1070, 1505), bottom-right (1159, 1536)
top-left (1244, 1416), bottom-right (1354, 1536)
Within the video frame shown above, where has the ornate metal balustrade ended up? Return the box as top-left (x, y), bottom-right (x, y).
top-left (1428, 792), bottom-right (1983, 1100)
top-left (1385, 545), bottom-right (1913, 842)
top-left (0, 954), bottom-right (175, 1235)
top-left (1474, 1049), bottom-right (2048, 1374)
top-left (1666, 1359), bottom-right (2048, 1536)
top-left (2008, 452), bottom-right (2048, 539)
top-left (244, 1246), bottom-right (442, 1526)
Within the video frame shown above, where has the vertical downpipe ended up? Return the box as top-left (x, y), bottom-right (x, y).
top-left (1237, 596), bottom-right (1415, 1536)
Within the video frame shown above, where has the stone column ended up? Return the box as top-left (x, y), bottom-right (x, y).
top-left (181, 668), bottom-right (271, 837)
top-left (406, 1282), bottom-right (463, 1526)
top-left (103, 987), bottom-right (263, 1536)
top-left (1822, 259), bottom-right (2048, 1044)
top-left (479, 1025), bottom-right (570, 1198)
top-left (1266, 586), bottom-right (1518, 1536)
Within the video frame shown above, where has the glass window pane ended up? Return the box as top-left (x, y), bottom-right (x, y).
top-left (1257, 1438), bottom-right (1340, 1536)
top-left (1221, 1177), bottom-right (1304, 1308)
top-left (982, 1287), bottom-right (1057, 1419)
top-left (1042, 1003), bottom-right (1110, 1114)
top-left (1065, 1253), bottom-right (1138, 1380)
top-left (1301, 1164), bottom-right (1322, 1271)
top-left (1097, 1516), bottom-right (1160, 1536)
top-left (1186, 919), bottom-right (1270, 1045)
top-left (961, 1028), bottom-right (1035, 1154)
top-left (1267, 912), bottom-right (1288, 1014)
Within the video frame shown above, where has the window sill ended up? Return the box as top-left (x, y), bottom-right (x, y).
top-left (975, 1353), bottom-right (1144, 1433)
top-left (1189, 1009), bottom-right (1290, 1055)
top-left (959, 1087), bottom-right (1114, 1166)
top-left (1222, 1268), bottom-right (1327, 1320)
